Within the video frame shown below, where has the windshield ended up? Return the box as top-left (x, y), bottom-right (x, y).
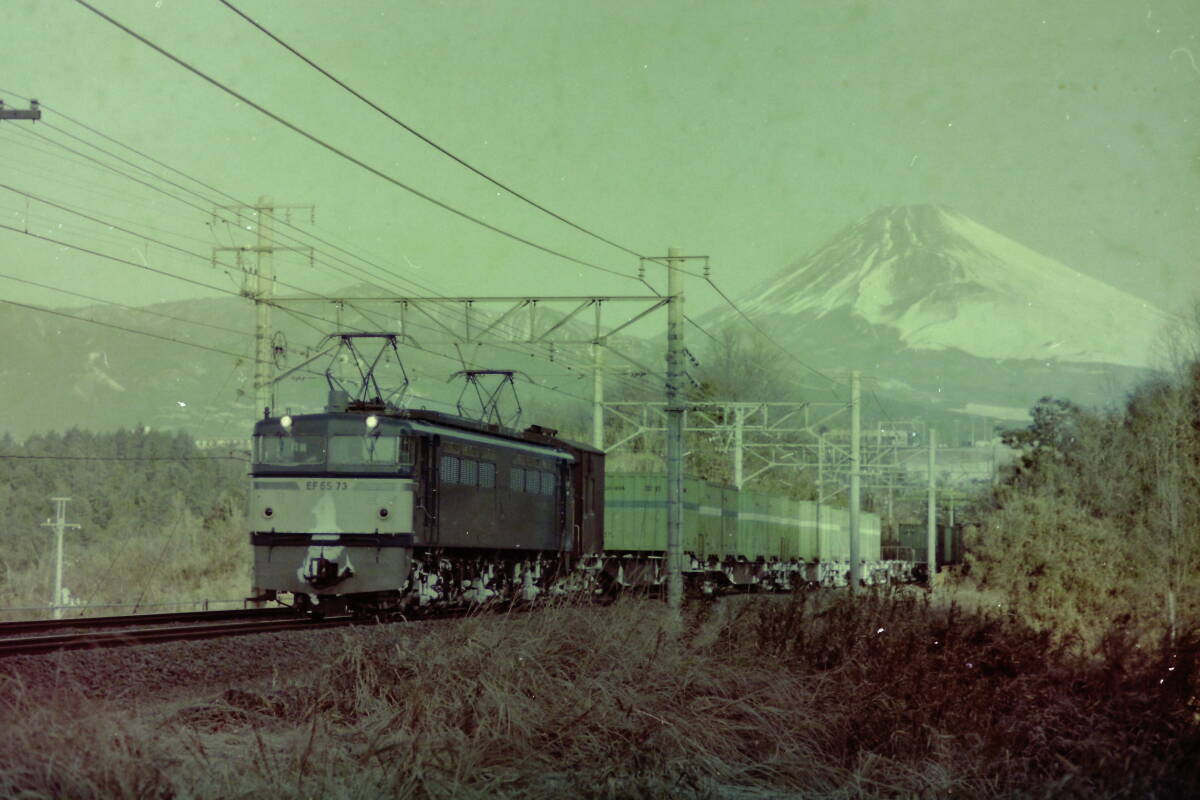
top-left (254, 432), bottom-right (413, 472)
top-left (254, 434), bottom-right (326, 466)
top-left (329, 434), bottom-right (412, 467)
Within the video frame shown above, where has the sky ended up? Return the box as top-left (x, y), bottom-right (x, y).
top-left (0, 0), bottom-right (1197, 329)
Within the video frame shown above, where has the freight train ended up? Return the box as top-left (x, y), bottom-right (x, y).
top-left (249, 393), bottom-right (911, 616)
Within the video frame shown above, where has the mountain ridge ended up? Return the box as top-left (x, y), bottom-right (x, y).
top-left (735, 205), bottom-right (1170, 369)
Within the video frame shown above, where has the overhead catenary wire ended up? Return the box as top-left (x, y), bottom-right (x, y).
top-left (4, 111), bottom-right (430, 297)
top-left (702, 273), bottom-right (846, 399)
top-left (0, 218), bottom-right (339, 340)
top-left (0, 86), bottom-right (676, 407)
top-left (0, 454), bottom-right (249, 461)
top-left (2, 179), bottom-right (651, 407)
top-left (0, 271), bottom-right (250, 337)
top-left (0, 295), bottom-right (253, 362)
top-left (0, 164), bottom-right (660, 405)
top-left (69, 0), bottom-right (642, 283)
top-left (3, 71), bottom-right (823, 421)
top-left (152, 12), bottom-right (720, 343)
top-left (7, 119), bottom-right (623, 379)
top-left (4, 124), bottom-right (395, 299)
top-left (217, 0), bottom-right (650, 264)
top-left (0, 94), bottom-right (482, 302)
top-left (0, 201), bottom-right (620, 411)
top-left (0, 87), bottom-right (695, 399)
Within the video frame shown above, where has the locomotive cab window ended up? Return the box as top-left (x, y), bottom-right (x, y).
top-left (329, 434), bottom-right (411, 468)
top-left (254, 434), bottom-right (326, 466)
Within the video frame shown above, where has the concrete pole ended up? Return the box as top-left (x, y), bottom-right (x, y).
top-left (665, 247), bottom-right (685, 612)
top-left (733, 405), bottom-right (744, 490)
top-left (927, 428), bottom-right (937, 585)
top-left (817, 435), bottom-right (825, 503)
top-left (849, 371), bottom-right (861, 591)
top-left (41, 497), bottom-right (80, 620)
top-left (254, 196), bottom-right (275, 417)
top-left (591, 340), bottom-right (605, 450)
top-left (946, 494), bottom-right (956, 565)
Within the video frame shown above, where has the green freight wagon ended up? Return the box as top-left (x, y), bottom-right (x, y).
top-left (604, 473), bottom-right (705, 553)
top-left (796, 500), bottom-right (819, 561)
top-left (605, 472), bottom-right (883, 565)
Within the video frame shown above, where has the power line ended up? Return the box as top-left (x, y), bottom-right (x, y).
top-left (0, 219), bottom-right (340, 341)
top-left (702, 273), bottom-right (845, 397)
top-left (0, 188), bottom-right (654, 419)
top-left (10, 120), bottom-right (594, 366)
top-left (0, 95), bottom-right (446, 300)
top-left (0, 455), bottom-right (248, 461)
top-left (0, 295), bottom-right (252, 361)
top-left (71, 0), bottom-right (643, 283)
top-left (1, 207), bottom-right (635, 410)
top-left (0, 99), bottom-right (668, 405)
top-left (0, 270), bottom-right (249, 337)
top-left (217, 0), bottom-right (648, 263)
top-left (7, 123), bottom-right (452, 329)
top-left (2, 177), bottom-right (655, 404)
top-left (0, 91), bottom-right (701, 394)
top-left (5, 163), bottom-right (657, 401)
top-left (17, 101), bottom-right (464, 300)
top-left (0, 184), bottom-right (347, 335)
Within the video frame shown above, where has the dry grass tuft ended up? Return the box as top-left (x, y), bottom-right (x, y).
top-left (1, 592), bottom-right (1197, 798)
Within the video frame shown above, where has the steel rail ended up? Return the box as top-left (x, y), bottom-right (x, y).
top-left (0, 614), bottom-right (353, 658)
top-left (0, 607), bottom-right (296, 637)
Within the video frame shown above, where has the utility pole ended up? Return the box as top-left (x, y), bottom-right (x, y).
top-left (592, 336), bottom-right (605, 450)
top-left (213, 198), bottom-right (313, 418)
top-left (817, 434), bottom-right (825, 503)
top-left (253, 197), bottom-right (275, 417)
top-left (665, 247), bottom-right (685, 612)
top-left (849, 370), bottom-right (861, 590)
top-left (41, 497), bottom-right (80, 620)
top-left (927, 428), bottom-right (937, 585)
top-left (733, 406), bottom-right (745, 490)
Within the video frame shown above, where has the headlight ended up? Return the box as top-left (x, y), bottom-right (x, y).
top-left (280, 415), bottom-right (293, 431)
top-left (365, 415), bottom-right (379, 430)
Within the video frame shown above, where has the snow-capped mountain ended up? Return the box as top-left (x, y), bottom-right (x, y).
top-left (739, 205), bottom-right (1168, 368)
top-left (709, 205), bottom-right (1173, 418)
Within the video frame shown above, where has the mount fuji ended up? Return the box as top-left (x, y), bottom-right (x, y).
top-left (711, 205), bottom-right (1173, 422)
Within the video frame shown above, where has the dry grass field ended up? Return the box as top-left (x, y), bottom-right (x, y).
top-left (1, 590), bottom-right (1197, 799)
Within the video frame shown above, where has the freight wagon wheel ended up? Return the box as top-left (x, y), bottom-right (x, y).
top-left (295, 593), bottom-right (325, 621)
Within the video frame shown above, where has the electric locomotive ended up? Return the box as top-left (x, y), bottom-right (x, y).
top-left (249, 389), bottom-right (604, 616)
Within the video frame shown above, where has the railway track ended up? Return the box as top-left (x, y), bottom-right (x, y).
top-left (0, 608), bottom-right (355, 658)
top-left (0, 606), bottom-right (296, 637)
top-left (0, 598), bottom-right (581, 659)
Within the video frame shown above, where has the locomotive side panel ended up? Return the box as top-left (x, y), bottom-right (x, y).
top-left (428, 432), bottom-right (569, 552)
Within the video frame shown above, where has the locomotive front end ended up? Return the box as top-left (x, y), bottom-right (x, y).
top-left (250, 413), bottom-right (416, 609)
